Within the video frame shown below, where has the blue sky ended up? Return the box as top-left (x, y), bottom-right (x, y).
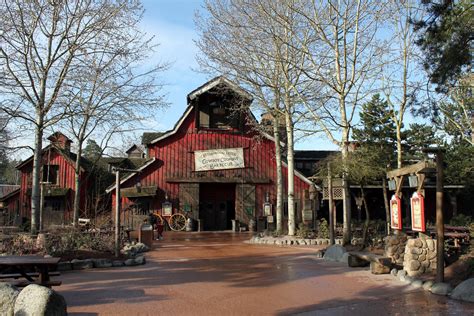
top-left (139, 0), bottom-right (337, 150)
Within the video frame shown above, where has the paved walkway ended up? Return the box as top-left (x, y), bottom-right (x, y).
top-left (58, 231), bottom-right (474, 315)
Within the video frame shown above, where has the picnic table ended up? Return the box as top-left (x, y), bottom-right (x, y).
top-left (0, 255), bottom-right (61, 288)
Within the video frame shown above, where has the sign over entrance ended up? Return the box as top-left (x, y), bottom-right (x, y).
top-left (195, 148), bottom-right (245, 171)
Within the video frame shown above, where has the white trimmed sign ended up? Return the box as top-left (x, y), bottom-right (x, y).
top-left (195, 148), bottom-right (245, 172)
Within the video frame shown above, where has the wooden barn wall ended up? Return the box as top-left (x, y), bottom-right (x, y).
top-left (116, 108), bottom-right (310, 223)
top-left (18, 149), bottom-right (89, 224)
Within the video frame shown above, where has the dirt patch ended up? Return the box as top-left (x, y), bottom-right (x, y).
top-left (58, 250), bottom-right (128, 262)
top-left (445, 254), bottom-right (474, 287)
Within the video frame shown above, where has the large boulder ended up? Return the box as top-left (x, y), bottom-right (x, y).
top-left (92, 258), bottom-right (113, 268)
top-left (0, 283), bottom-right (19, 316)
top-left (451, 278), bottom-right (474, 303)
top-left (71, 259), bottom-right (93, 270)
top-left (323, 245), bottom-right (347, 262)
top-left (430, 282), bottom-right (453, 296)
top-left (14, 284), bottom-right (67, 316)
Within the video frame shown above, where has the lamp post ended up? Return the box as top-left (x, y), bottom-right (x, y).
top-left (112, 167), bottom-right (140, 258)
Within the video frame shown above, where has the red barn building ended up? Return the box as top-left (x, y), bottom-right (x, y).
top-left (108, 77), bottom-right (316, 231)
top-left (15, 132), bottom-right (94, 227)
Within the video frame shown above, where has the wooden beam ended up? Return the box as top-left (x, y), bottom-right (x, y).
top-left (166, 177), bottom-right (271, 184)
top-left (386, 160), bottom-right (436, 178)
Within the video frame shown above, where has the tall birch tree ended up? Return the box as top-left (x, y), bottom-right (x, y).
top-left (287, 0), bottom-right (387, 244)
top-left (0, 0), bottom-right (155, 233)
top-left (196, 0), bottom-right (310, 235)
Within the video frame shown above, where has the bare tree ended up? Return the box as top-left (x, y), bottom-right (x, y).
top-left (60, 19), bottom-right (167, 227)
top-left (196, 0), bottom-right (311, 235)
top-left (286, 0), bottom-right (387, 244)
top-left (0, 0), bottom-right (154, 233)
top-left (381, 0), bottom-right (426, 168)
top-left (436, 74), bottom-right (474, 145)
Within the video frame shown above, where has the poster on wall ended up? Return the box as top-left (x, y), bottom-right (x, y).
top-left (410, 192), bottom-right (426, 232)
top-left (390, 195), bottom-right (402, 230)
top-left (194, 148), bottom-right (245, 172)
top-left (162, 202), bottom-right (172, 216)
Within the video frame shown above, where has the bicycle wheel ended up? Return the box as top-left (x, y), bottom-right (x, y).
top-left (169, 213), bottom-right (186, 231)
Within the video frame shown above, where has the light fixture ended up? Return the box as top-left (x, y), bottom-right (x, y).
top-left (388, 179), bottom-right (396, 191)
top-left (136, 181), bottom-right (142, 193)
top-left (408, 174), bottom-right (418, 188)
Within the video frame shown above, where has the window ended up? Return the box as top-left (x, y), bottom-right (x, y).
top-left (42, 165), bottom-right (59, 184)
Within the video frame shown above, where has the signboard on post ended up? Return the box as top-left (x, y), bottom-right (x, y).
top-left (411, 192), bottom-right (426, 232)
top-left (195, 148), bottom-right (245, 172)
top-left (390, 195), bottom-right (402, 230)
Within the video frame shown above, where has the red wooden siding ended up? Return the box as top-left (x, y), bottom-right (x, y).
top-left (18, 148), bottom-right (89, 223)
top-left (115, 107), bottom-right (311, 223)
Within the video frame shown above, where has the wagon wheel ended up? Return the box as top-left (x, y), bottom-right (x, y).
top-left (169, 213), bottom-right (186, 231)
top-left (153, 213), bottom-right (166, 226)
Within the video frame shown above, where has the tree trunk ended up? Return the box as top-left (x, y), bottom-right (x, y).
top-left (273, 116), bottom-right (284, 233)
top-left (30, 120), bottom-right (44, 234)
top-left (382, 178), bottom-right (390, 236)
top-left (341, 140), bottom-right (352, 245)
top-left (396, 125), bottom-right (403, 169)
top-left (328, 163), bottom-right (335, 245)
top-left (73, 140), bottom-right (84, 227)
top-left (285, 111), bottom-right (295, 236)
top-left (360, 186), bottom-right (370, 250)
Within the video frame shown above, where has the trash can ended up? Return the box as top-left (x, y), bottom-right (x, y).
top-left (139, 223), bottom-right (154, 248)
top-left (185, 218), bottom-right (194, 232)
top-left (231, 219), bottom-right (240, 232)
top-left (197, 219), bottom-right (203, 232)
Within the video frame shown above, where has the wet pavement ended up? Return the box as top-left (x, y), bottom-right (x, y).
top-left (58, 231), bottom-right (474, 315)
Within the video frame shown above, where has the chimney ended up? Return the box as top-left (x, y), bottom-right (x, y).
top-left (47, 132), bottom-right (72, 153)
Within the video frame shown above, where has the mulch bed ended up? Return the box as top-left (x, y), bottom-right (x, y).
top-left (58, 250), bottom-right (128, 262)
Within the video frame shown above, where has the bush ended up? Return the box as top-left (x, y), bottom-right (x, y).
top-left (0, 234), bottom-right (43, 255)
top-left (317, 218), bottom-right (329, 239)
top-left (44, 228), bottom-right (115, 257)
top-left (450, 214), bottom-right (473, 227)
top-left (296, 223), bottom-right (314, 239)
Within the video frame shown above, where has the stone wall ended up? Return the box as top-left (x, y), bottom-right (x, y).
top-left (384, 234), bottom-right (408, 266)
top-left (403, 237), bottom-right (437, 277)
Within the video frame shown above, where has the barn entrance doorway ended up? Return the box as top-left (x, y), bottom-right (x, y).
top-left (199, 183), bottom-right (235, 231)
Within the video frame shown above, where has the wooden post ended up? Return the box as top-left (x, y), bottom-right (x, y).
top-left (115, 170), bottom-right (121, 258)
top-left (435, 151), bottom-right (445, 283)
top-left (328, 163), bottom-right (335, 245)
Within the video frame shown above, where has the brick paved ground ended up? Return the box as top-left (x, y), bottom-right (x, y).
top-left (58, 231), bottom-right (474, 315)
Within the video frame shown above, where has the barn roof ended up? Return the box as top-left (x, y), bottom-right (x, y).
top-left (186, 76), bottom-right (253, 103)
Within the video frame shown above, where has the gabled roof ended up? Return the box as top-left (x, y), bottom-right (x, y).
top-left (142, 132), bottom-right (165, 145)
top-left (143, 76), bottom-right (315, 188)
top-left (16, 145), bottom-right (88, 172)
top-left (187, 76), bottom-right (253, 103)
top-left (0, 188), bottom-right (20, 202)
top-left (125, 144), bottom-right (144, 154)
top-left (105, 158), bottom-right (157, 193)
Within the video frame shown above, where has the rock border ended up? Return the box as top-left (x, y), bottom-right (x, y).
top-left (389, 268), bottom-right (453, 296)
top-left (58, 255), bottom-right (146, 271)
top-left (248, 235), bottom-right (374, 246)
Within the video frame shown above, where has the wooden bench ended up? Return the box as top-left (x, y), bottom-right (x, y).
top-left (0, 271), bottom-right (60, 279)
top-left (348, 252), bottom-right (392, 274)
